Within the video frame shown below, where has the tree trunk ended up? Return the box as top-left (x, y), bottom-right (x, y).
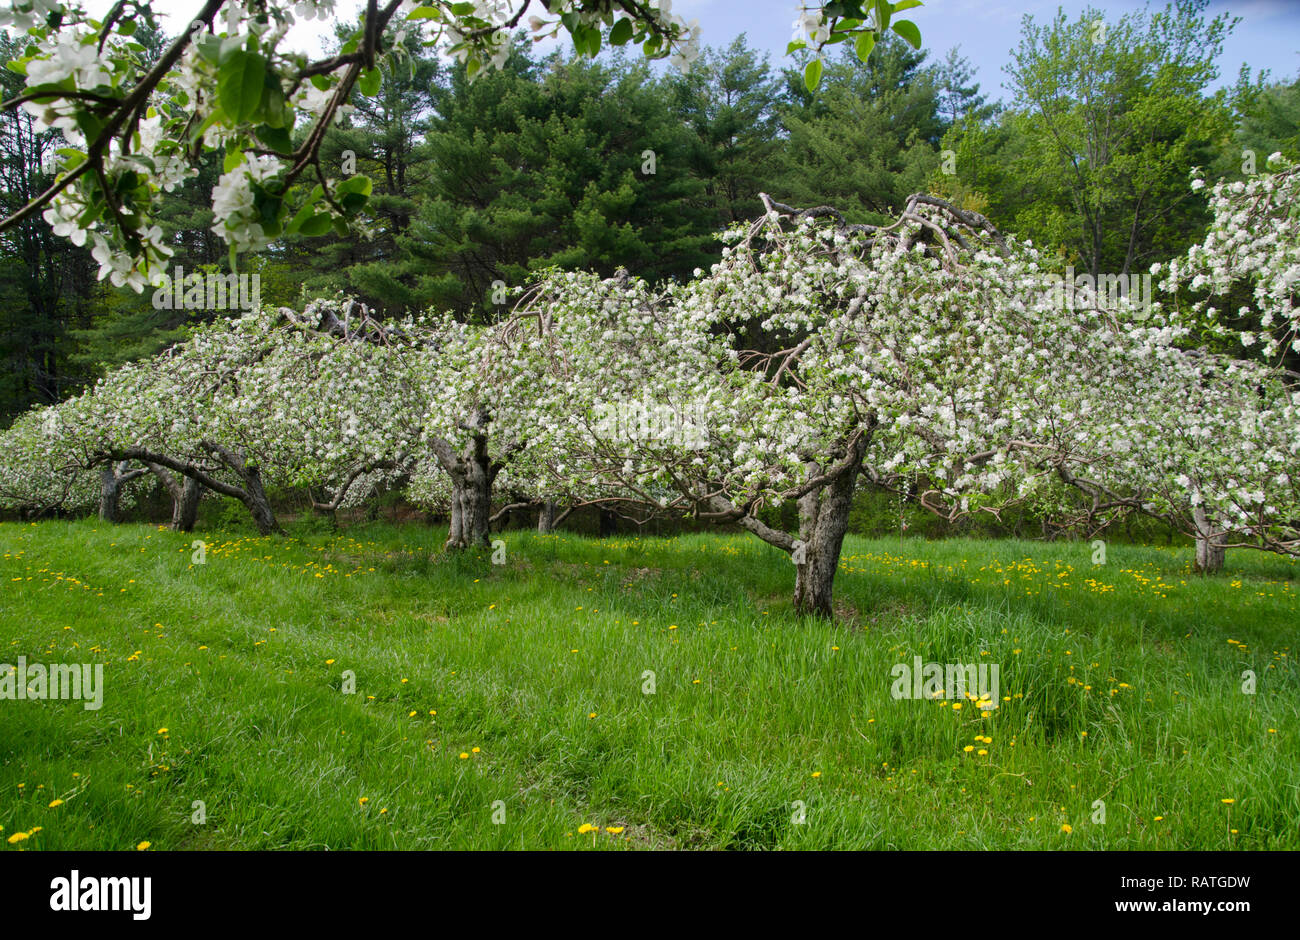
top-left (148, 462), bottom-right (202, 532)
top-left (1192, 505), bottom-right (1226, 574)
top-left (201, 441), bottom-right (281, 535)
top-left (98, 466), bottom-right (121, 523)
top-left (537, 499), bottom-right (557, 533)
top-left (443, 460), bottom-right (492, 550)
top-left (599, 507), bottom-right (617, 538)
top-left (240, 464), bottom-right (279, 536)
top-left (98, 461), bottom-right (146, 523)
top-left (174, 476), bottom-right (201, 531)
top-left (792, 447), bottom-right (865, 618)
top-left (432, 409), bottom-right (500, 553)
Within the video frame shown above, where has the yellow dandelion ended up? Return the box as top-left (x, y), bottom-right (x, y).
top-left (47, 799), bottom-right (63, 808)
top-left (136, 841), bottom-right (151, 851)
top-left (1060, 823), bottom-right (1072, 833)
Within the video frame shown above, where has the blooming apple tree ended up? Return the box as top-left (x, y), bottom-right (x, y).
top-left (507, 193), bottom-right (1143, 616)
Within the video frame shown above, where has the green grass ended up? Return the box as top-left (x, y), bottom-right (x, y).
top-left (1, 518), bottom-right (1296, 850)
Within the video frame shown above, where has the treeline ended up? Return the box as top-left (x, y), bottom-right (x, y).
top-left (3, 0), bottom-right (1298, 424)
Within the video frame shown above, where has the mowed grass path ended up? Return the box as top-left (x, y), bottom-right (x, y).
top-left (1, 519), bottom-right (1296, 850)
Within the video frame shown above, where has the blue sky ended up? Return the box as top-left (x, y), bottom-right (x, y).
top-left (668, 0), bottom-right (1300, 100)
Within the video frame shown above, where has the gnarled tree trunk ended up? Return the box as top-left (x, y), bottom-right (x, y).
top-left (98, 462), bottom-right (146, 523)
top-left (202, 441), bottom-right (280, 535)
top-left (792, 452), bottom-right (863, 618)
top-left (1192, 505), bottom-right (1227, 574)
top-left (695, 430), bottom-right (870, 619)
top-left (537, 499), bottom-right (557, 533)
top-left (147, 462), bottom-right (202, 531)
top-left (435, 409), bottom-right (500, 552)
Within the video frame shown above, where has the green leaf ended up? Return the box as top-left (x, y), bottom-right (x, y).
top-left (405, 5), bottom-right (442, 20)
top-left (855, 31), bottom-right (876, 63)
top-left (891, 19), bottom-right (921, 49)
top-left (892, 0), bottom-right (924, 12)
top-left (218, 50), bottom-right (267, 125)
top-left (609, 18), bottom-right (634, 46)
top-left (299, 213), bottom-right (333, 237)
top-left (223, 150), bottom-right (244, 173)
top-left (804, 58), bottom-right (823, 92)
top-left (786, 40), bottom-right (806, 55)
top-left (358, 67), bottom-right (381, 97)
top-left (255, 123), bottom-right (293, 154)
top-left (261, 71), bottom-right (289, 128)
top-left (335, 174), bottom-right (372, 212)
top-left (287, 202), bottom-right (326, 236)
top-left (335, 175), bottom-right (373, 197)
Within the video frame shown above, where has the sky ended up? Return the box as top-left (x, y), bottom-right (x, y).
top-left (90, 0), bottom-right (1300, 102)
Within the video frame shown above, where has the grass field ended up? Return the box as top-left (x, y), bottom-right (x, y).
top-left (1, 518), bottom-right (1296, 850)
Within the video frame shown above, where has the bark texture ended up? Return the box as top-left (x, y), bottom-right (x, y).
top-left (1192, 505), bottom-right (1227, 574)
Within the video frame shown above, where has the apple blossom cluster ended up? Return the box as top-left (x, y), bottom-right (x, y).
top-left (1157, 156), bottom-right (1300, 360)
